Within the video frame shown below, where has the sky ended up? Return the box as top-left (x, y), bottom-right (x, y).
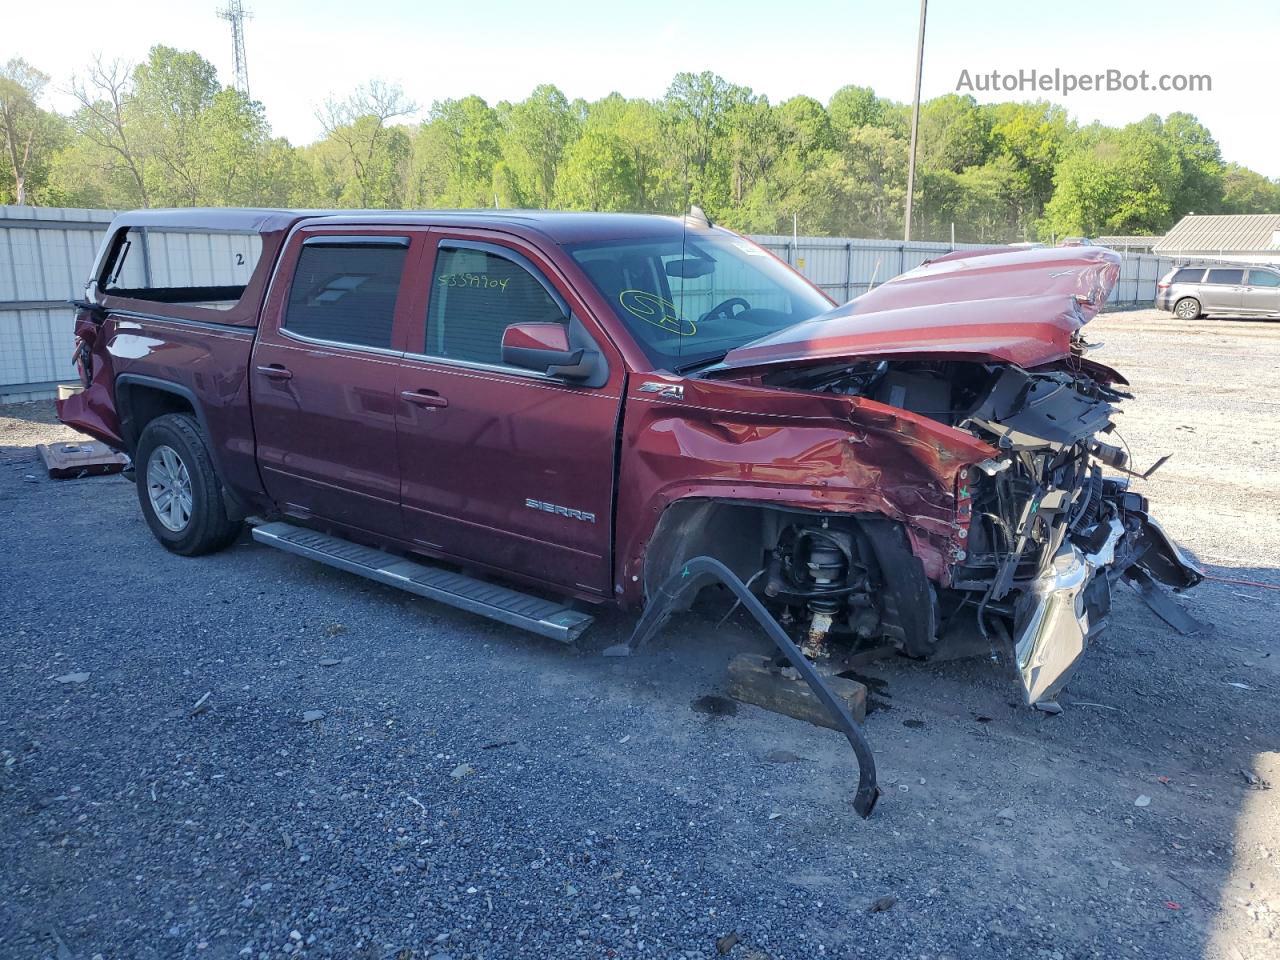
top-left (11, 0), bottom-right (1280, 177)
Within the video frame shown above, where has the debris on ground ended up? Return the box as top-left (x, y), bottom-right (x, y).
top-left (715, 931), bottom-right (742, 954)
top-left (36, 441), bottom-right (129, 479)
top-left (301, 709), bottom-right (325, 723)
top-left (449, 763), bottom-right (475, 780)
top-left (869, 895), bottom-right (897, 913)
top-left (52, 672), bottom-right (90, 684)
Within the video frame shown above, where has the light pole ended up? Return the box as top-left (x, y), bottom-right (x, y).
top-left (903, 0), bottom-right (928, 242)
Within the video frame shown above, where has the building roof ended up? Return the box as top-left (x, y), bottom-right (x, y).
top-left (1153, 214), bottom-right (1280, 255)
top-left (1094, 235), bottom-right (1162, 248)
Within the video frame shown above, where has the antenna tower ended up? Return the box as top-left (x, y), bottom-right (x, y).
top-left (217, 1), bottom-right (252, 97)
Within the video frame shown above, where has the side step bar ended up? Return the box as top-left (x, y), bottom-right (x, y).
top-left (251, 521), bottom-right (594, 643)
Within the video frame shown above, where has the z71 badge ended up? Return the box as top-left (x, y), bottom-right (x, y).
top-left (525, 498), bottom-right (596, 523)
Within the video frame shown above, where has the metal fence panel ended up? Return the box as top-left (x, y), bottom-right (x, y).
top-left (749, 235), bottom-right (1186, 311)
top-left (0, 207), bottom-right (268, 399)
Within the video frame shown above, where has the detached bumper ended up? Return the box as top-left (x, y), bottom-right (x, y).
top-left (1011, 514), bottom-right (1202, 706)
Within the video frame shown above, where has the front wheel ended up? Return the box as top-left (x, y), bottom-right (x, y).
top-left (1174, 297), bottom-right (1201, 320)
top-left (135, 413), bottom-right (242, 555)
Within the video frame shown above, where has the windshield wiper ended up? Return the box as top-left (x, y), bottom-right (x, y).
top-left (670, 352), bottom-right (729, 375)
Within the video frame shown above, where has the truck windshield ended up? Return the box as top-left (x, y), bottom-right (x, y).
top-left (567, 230), bottom-right (833, 371)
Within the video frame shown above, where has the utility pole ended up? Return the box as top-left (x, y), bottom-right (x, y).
top-left (217, 1), bottom-right (252, 98)
top-left (903, 0), bottom-right (927, 242)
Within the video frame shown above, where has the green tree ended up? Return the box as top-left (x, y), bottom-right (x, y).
top-left (580, 94), bottom-right (677, 212)
top-left (954, 156), bottom-right (1031, 242)
top-left (1159, 112), bottom-right (1225, 214)
top-left (828, 84), bottom-right (887, 134)
top-left (200, 88), bottom-right (298, 206)
top-left (311, 81), bottom-right (416, 208)
top-left (1221, 163), bottom-right (1280, 214)
top-left (1040, 123), bottom-right (1181, 237)
top-left (0, 58), bottom-right (64, 205)
top-left (555, 129), bottom-right (637, 211)
top-left (497, 84), bottom-right (576, 207)
top-left (409, 96), bottom-right (501, 207)
top-left (63, 56), bottom-right (151, 206)
top-left (129, 46), bottom-right (220, 205)
top-left (663, 71), bottom-right (749, 212)
top-left (716, 95), bottom-right (779, 215)
top-left (986, 100), bottom-right (1073, 223)
top-left (56, 47), bottom-right (297, 208)
top-left (917, 94), bottom-right (990, 173)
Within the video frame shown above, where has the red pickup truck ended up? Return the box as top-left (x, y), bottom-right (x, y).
top-left (59, 208), bottom-right (1199, 721)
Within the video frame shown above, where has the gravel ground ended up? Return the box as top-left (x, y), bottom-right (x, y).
top-left (1, 310), bottom-right (1277, 960)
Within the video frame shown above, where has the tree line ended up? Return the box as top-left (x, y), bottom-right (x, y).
top-left (3, 46), bottom-right (1278, 242)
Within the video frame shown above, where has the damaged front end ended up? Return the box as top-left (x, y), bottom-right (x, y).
top-left (702, 246), bottom-right (1203, 707)
top-left (755, 354), bottom-right (1203, 706)
top-left (951, 362), bottom-right (1204, 704)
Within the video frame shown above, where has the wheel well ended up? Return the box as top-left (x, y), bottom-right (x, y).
top-left (118, 383), bottom-right (195, 454)
top-left (642, 500), bottom-right (780, 601)
top-left (641, 499), bottom-right (937, 654)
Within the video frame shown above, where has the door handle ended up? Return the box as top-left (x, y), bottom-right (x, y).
top-left (400, 389), bottom-right (448, 408)
top-left (256, 364), bottom-right (293, 380)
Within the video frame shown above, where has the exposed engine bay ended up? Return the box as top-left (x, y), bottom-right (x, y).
top-left (751, 349), bottom-right (1203, 707)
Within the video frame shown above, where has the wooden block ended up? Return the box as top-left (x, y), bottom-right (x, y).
top-left (728, 652), bottom-right (867, 728)
top-left (37, 441), bottom-right (129, 479)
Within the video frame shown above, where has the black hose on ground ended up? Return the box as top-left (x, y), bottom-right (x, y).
top-left (605, 556), bottom-right (881, 818)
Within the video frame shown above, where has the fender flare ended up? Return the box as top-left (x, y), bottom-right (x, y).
top-left (114, 373), bottom-right (248, 519)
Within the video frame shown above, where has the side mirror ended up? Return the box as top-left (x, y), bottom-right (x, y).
top-left (501, 322), bottom-right (585, 376)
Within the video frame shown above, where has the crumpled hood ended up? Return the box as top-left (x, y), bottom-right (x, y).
top-left (718, 245), bottom-right (1122, 372)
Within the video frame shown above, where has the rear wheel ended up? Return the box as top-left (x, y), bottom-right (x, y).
top-left (1174, 297), bottom-right (1201, 320)
top-left (135, 413), bottom-right (241, 555)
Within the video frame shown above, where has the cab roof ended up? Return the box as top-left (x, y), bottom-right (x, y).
top-left (105, 207), bottom-right (698, 245)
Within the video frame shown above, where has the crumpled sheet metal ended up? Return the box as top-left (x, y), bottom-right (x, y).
top-left (616, 374), bottom-right (995, 602)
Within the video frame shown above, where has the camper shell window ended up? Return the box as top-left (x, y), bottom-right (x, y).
top-left (100, 227), bottom-right (265, 310)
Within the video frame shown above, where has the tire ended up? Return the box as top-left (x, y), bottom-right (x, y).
top-left (1174, 297), bottom-right (1201, 320)
top-left (134, 413), bottom-right (242, 556)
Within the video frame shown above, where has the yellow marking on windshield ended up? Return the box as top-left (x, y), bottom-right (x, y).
top-left (619, 289), bottom-right (696, 336)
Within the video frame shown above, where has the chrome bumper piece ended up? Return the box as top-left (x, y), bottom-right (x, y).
top-left (1013, 518), bottom-right (1123, 705)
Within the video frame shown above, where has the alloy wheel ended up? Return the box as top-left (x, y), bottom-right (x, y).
top-left (147, 444), bottom-right (193, 532)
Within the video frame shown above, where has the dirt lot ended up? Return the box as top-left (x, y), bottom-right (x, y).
top-left (1, 309), bottom-right (1277, 960)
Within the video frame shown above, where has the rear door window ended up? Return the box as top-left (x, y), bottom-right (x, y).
top-left (424, 244), bottom-right (567, 366)
top-left (1246, 269), bottom-right (1280, 287)
top-left (1172, 268), bottom-right (1205, 283)
top-left (283, 239), bottom-right (409, 350)
top-left (1205, 268), bottom-right (1244, 285)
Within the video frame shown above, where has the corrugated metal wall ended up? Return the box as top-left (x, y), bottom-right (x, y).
top-left (0, 205), bottom-right (1183, 402)
top-left (750, 235), bottom-right (991, 302)
top-left (0, 206), bottom-right (266, 400)
top-left (0, 207), bottom-right (115, 401)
